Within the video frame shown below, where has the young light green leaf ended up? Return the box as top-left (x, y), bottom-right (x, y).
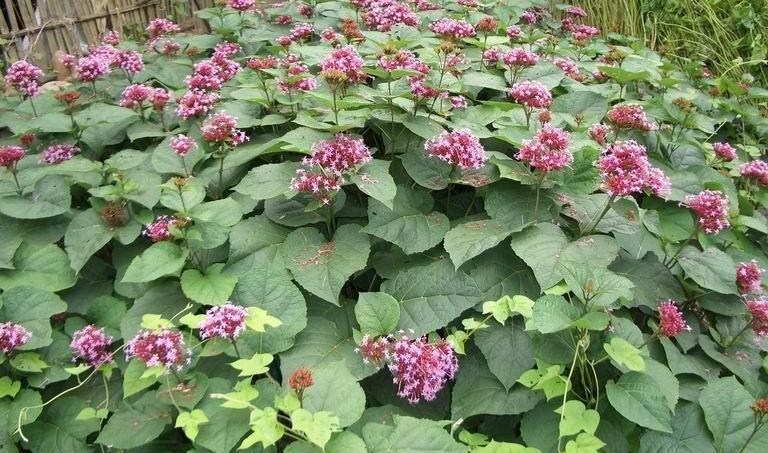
top-left (176, 409), bottom-right (210, 442)
top-left (603, 337), bottom-right (646, 372)
top-left (230, 353), bottom-right (274, 377)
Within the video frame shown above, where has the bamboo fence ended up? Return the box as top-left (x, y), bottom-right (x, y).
top-left (0, 0), bottom-right (214, 66)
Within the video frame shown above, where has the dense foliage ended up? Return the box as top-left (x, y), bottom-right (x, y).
top-left (1, 0), bottom-right (768, 452)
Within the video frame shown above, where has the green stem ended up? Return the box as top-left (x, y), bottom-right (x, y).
top-left (180, 156), bottom-right (190, 177)
top-left (737, 423), bottom-right (765, 453)
top-left (217, 147), bottom-right (226, 199)
top-left (177, 186), bottom-right (188, 213)
top-left (10, 167), bottom-right (22, 195)
top-left (584, 195), bottom-right (615, 235)
top-left (664, 228), bottom-right (698, 267)
top-left (332, 87), bottom-right (340, 125)
top-left (230, 339), bottom-right (241, 358)
top-left (557, 341), bottom-right (582, 453)
top-left (728, 323), bottom-right (753, 348)
top-left (533, 172), bottom-right (546, 221)
top-left (28, 96), bottom-right (38, 117)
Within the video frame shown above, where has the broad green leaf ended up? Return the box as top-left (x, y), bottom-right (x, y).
top-left (557, 400), bottom-right (600, 436)
top-left (0, 175), bottom-right (71, 219)
top-left (95, 393), bottom-right (172, 449)
top-left (603, 337), bottom-right (646, 372)
top-left (485, 180), bottom-right (546, 227)
top-left (400, 146), bottom-right (453, 190)
top-left (0, 377), bottom-right (21, 399)
top-left (240, 407), bottom-right (284, 449)
top-left (0, 243), bottom-right (76, 291)
top-left (510, 223), bottom-right (569, 290)
top-left (606, 372), bottom-right (672, 433)
top-left (565, 433), bottom-right (606, 453)
top-left (181, 264), bottom-right (239, 305)
top-left (231, 353), bottom-right (274, 377)
top-left (700, 377), bottom-right (768, 453)
top-left (195, 378), bottom-right (253, 453)
top-left (303, 362), bottom-right (366, 427)
top-left (120, 282), bottom-right (188, 340)
top-left (122, 241), bottom-right (189, 283)
top-left (0, 286), bottom-right (66, 350)
top-left (444, 220), bottom-right (517, 269)
top-left (382, 260), bottom-right (483, 336)
top-left (355, 292), bottom-right (400, 336)
top-left (610, 255), bottom-right (685, 308)
top-left (292, 409), bottom-right (340, 449)
top-left (551, 91), bottom-right (608, 126)
top-left (475, 322), bottom-right (535, 390)
top-left (233, 161), bottom-right (297, 200)
top-left (678, 247), bottom-right (738, 295)
top-left (350, 159), bottom-right (397, 209)
top-left (122, 360), bottom-right (159, 398)
top-left (23, 397), bottom-right (100, 453)
top-left (363, 415), bottom-right (468, 453)
top-left (531, 295), bottom-right (580, 334)
top-left (363, 185), bottom-right (449, 255)
top-left (638, 402), bottom-right (716, 453)
top-left (64, 209), bottom-right (114, 273)
top-left (10, 352), bottom-right (49, 373)
top-left (176, 409), bottom-right (209, 441)
top-left (281, 224), bottom-right (370, 305)
top-left (474, 441), bottom-right (541, 453)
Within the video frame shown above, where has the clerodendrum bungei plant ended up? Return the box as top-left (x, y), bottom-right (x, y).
top-left (1, 1), bottom-right (768, 452)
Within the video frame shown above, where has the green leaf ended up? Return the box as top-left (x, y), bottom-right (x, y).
top-left (700, 377), bottom-right (768, 453)
top-left (122, 360), bottom-right (159, 398)
top-left (606, 372), bottom-right (673, 433)
top-left (350, 159), bottom-right (397, 209)
top-left (0, 243), bottom-right (76, 291)
top-left (292, 409), bottom-right (340, 449)
top-left (557, 400), bottom-right (600, 436)
top-left (176, 409), bottom-right (209, 442)
top-left (475, 322), bottom-right (535, 390)
top-left (604, 337), bottom-right (646, 372)
top-left (10, 352), bottom-right (48, 373)
top-left (0, 377), bottom-right (21, 399)
top-left (678, 247), bottom-right (738, 295)
top-left (355, 292), bottom-right (401, 336)
top-left (382, 260), bottom-right (483, 336)
top-left (233, 161), bottom-right (297, 200)
top-left (240, 407), bottom-right (284, 449)
top-left (95, 393), bottom-right (172, 449)
top-left (195, 378), bottom-right (252, 453)
top-left (452, 354), bottom-right (542, 419)
top-left (0, 286), bottom-right (66, 350)
top-left (510, 223), bottom-right (569, 290)
top-left (363, 415), bottom-right (468, 453)
top-left (303, 361), bottom-right (366, 427)
top-left (474, 441), bottom-right (541, 453)
top-left (363, 185), bottom-right (450, 255)
top-left (230, 353), bottom-right (274, 377)
top-left (444, 220), bottom-right (517, 269)
top-left (551, 91), bottom-right (608, 125)
top-left (122, 241), bottom-right (189, 283)
top-left (181, 264), bottom-right (239, 305)
top-left (64, 209), bottom-right (114, 273)
top-left (23, 397), bottom-right (101, 453)
top-left (531, 295), bottom-right (580, 334)
top-left (0, 175), bottom-right (71, 219)
top-left (564, 433), bottom-right (606, 453)
top-left (610, 255), bottom-right (685, 308)
top-left (638, 402), bottom-right (716, 453)
top-left (281, 224), bottom-right (370, 305)
top-left (485, 181), bottom-right (545, 227)
top-left (400, 146), bottom-right (453, 190)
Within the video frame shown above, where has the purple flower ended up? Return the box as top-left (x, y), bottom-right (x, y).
top-left (170, 135), bottom-right (198, 157)
top-left (199, 303), bottom-right (249, 340)
top-left (424, 129), bottom-right (487, 169)
top-left (657, 301), bottom-right (690, 337)
top-left (682, 190), bottom-right (730, 234)
top-left (305, 134), bottom-right (372, 174)
top-left (740, 160), bottom-right (768, 186)
top-left (125, 329), bottom-right (190, 371)
top-left (0, 145), bottom-right (26, 168)
top-left (71, 325), bottom-right (113, 367)
top-left (4, 60), bottom-right (44, 97)
top-left (597, 140), bottom-right (670, 198)
top-left (516, 124), bottom-right (572, 173)
top-left (747, 298), bottom-right (768, 336)
top-left (0, 322), bottom-right (31, 353)
top-left (737, 261), bottom-right (764, 295)
top-left (40, 144), bottom-right (80, 164)
top-left (389, 334), bottom-right (458, 404)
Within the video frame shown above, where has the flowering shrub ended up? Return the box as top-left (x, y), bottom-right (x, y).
top-left (1, 1), bottom-right (768, 452)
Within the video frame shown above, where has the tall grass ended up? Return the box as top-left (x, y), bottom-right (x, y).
top-left (560, 0), bottom-right (768, 85)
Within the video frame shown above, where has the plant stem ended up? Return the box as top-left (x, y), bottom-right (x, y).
top-left (180, 156), bottom-right (190, 177)
top-left (177, 185), bottom-right (188, 213)
top-left (533, 172), bottom-right (546, 221)
top-left (737, 423), bottom-right (765, 453)
top-left (217, 145), bottom-right (226, 199)
top-left (584, 195), bottom-right (615, 235)
top-left (332, 87), bottom-right (340, 125)
top-left (28, 96), bottom-right (37, 117)
top-left (664, 228), bottom-right (698, 267)
top-left (230, 339), bottom-right (241, 358)
top-left (10, 167), bottom-right (22, 195)
top-left (727, 323), bottom-right (753, 348)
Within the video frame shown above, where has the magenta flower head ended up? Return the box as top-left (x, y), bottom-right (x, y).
top-left (363, 0), bottom-right (419, 32)
top-left (170, 134), bottom-right (198, 157)
top-left (228, 0), bottom-right (256, 11)
top-left (429, 18), bottom-right (476, 40)
top-left (76, 55), bottom-right (112, 83)
top-left (175, 89), bottom-right (220, 120)
top-left (147, 18), bottom-right (180, 41)
top-left (713, 142), bottom-right (737, 162)
top-left (143, 215), bottom-right (184, 242)
top-left (516, 124), bottom-right (572, 173)
top-left (102, 30), bottom-right (121, 46)
top-left (290, 169), bottom-right (341, 205)
top-left (125, 329), bottom-right (190, 371)
top-left (739, 160), bottom-right (768, 186)
top-left (507, 81), bottom-right (553, 109)
top-left (0, 322), bottom-right (31, 353)
top-left (389, 334), bottom-right (458, 404)
top-left (521, 10), bottom-right (538, 24)
top-left (0, 145), bottom-right (26, 168)
top-left (201, 112), bottom-right (248, 146)
top-left (119, 83), bottom-right (153, 109)
top-left (306, 134), bottom-right (372, 174)
top-left (425, 129), bottom-right (487, 169)
top-left (4, 60), bottom-right (44, 97)
top-left (116, 50), bottom-right (144, 75)
top-left (319, 45), bottom-right (367, 84)
top-left (71, 325), bottom-right (113, 367)
top-left (501, 48), bottom-right (539, 67)
top-left (40, 144), bottom-right (80, 164)
top-left (682, 190), bottom-right (730, 234)
top-left (737, 261), bottom-right (764, 295)
top-left (199, 303), bottom-right (249, 340)
top-left (451, 95), bottom-right (468, 109)
top-left (606, 104), bottom-right (657, 131)
top-left (571, 25), bottom-right (600, 44)
top-left (357, 335), bottom-right (391, 368)
top-left (747, 298), bottom-right (768, 336)
top-left (506, 25), bottom-right (522, 39)
top-left (554, 57), bottom-right (580, 79)
top-left (565, 6), bottom-right (588, 18)
top-left (289, 23), bottom-right (315, 42)
top-left (597, 140), bottom-right (670, 198)
top-left (657, 300), bottom-right (690, 337)
top-left (588, 123), bottom-right (613, 145)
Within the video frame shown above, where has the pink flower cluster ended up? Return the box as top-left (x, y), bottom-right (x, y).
top-left (147, 18), bottom-right (180, 42)
top-left (429, 18), bottom-right (476, 40)
top-left (175, 43), bottom-right (241, 119)
top-left (4, 60), bottom-right (44, 97)
top-left (409, 76), bottom-right (447, 100)
top-left (0, 322), bottom-right (31, 353)
top-left (319, 45), bottom-right (367, 84)
top-left (40, 144), bottom-right (80, 164)
top-left (378, 50), bottom-right (428, 73)
top-left (501, 48), bottom-right (539, 67)
top-left (516, 124), bottom-right (573, 173)
top-left (597, 140), bottom-right (670, 198)
top-left (277, 60), bottom-right (317, 93)
top-left (143, 215), bottom-right (183, 242)
top-left (506, 25), bottom-right (522, 39)
top-left (682, 190), bottom-right (730, 234)
top-left (119, 84), bottom-right (171, 110)
top-left (170, 135), bottom-right (198, 157)
top-left (571, 25), bottom-right (600, 44)
top-left (553, 57), bottom-right (581, 79)
top-left (305, 134), bottom-right (372, 174)
top-left (740, 160), bottom-right (768, 186)
top-left (657, 301), bottom-right (691, 337)
top-left (116, 50), bottom-right (145, 75)
top-left (521, 10), bottom-right (538, 24)
top-left (176, 90), bottom-right (220, 119)
top-left (201, 112), bottom-right (248, 146)
top-left (451, 95), bottom-right (468, 109)
top-left (125, 329), bottom-right (190, 371)
top-left (199, 303), bottom-right (249, 340)
top-left (288, 23), bottom-right (315, 42)
top-left (0, 145), bottom-right (26, 168)
top-left (290, 170), bottom-right (341, 205)
top-left (247, 56), bottom-right (279, 71)
top-left (747, 298), bottom-right (768, 336)
top-left (102, 30), bottom-right (120, 46)
top-left (76, 55), bottom-right (112, 83)
top-left (589, 123), bottom-right (613, 145)
top-left (363, 0), bottom-right (419, 32)
top-left (566, 6), bottom-right (588, 18)
top-left (607, 104), bottom-right (657, 131)
top-left (507, 81), bottom-right (553, 109)
top-left (713, 142), bottom-right (737, 161)
top-left (320, 28), bottom-right (340, 43)
top-left (737, 261), bottom-right (764, 295)
top-left (424, 129), bottom-right (487, 169)
top-left (228, 0), bottom-right (256, 11)
top-left (70, 325), bottom-right (113, 367)
top-left (476, 16), bottom-right (497, 33)
top-left (483, 48), bottom-right (501, 64)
